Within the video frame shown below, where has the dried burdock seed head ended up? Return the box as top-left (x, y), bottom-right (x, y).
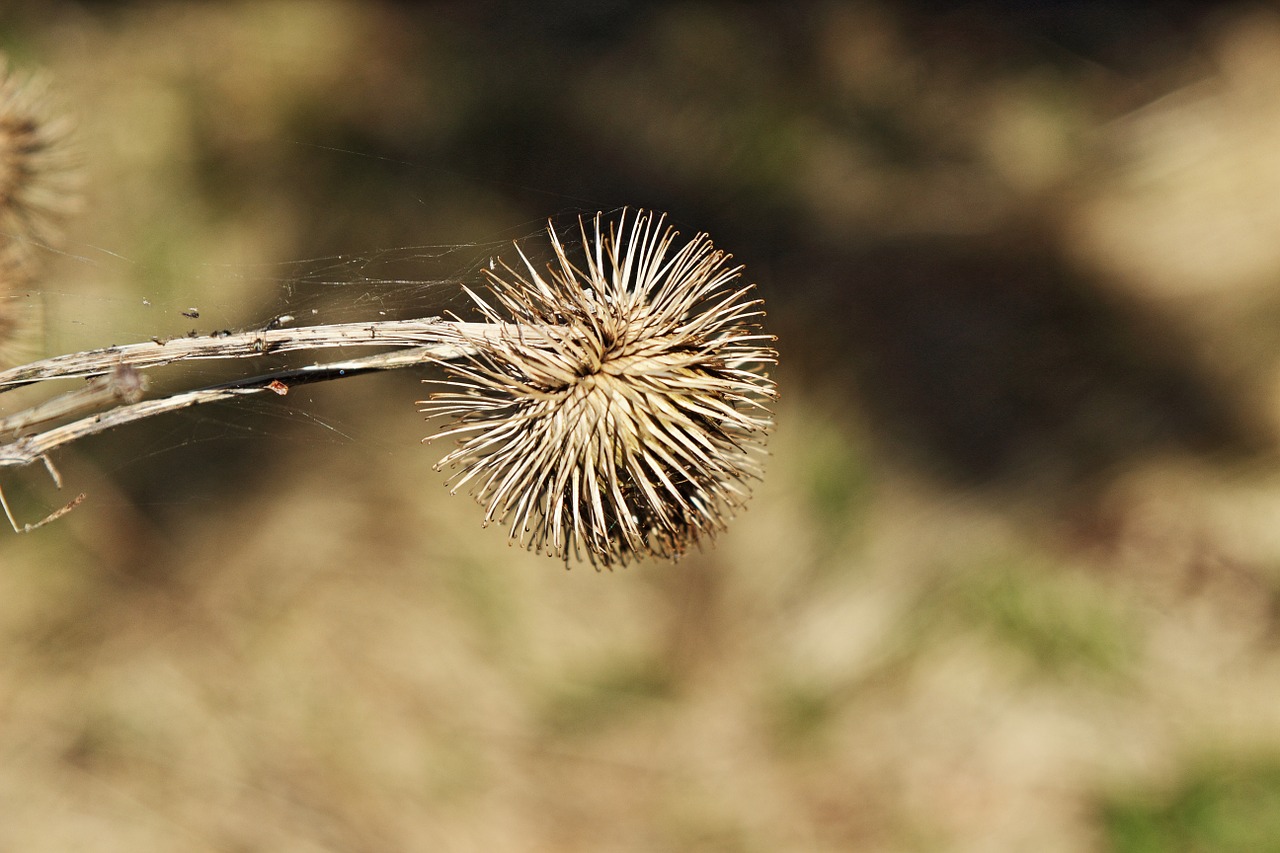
top-left (0, 55), bottom-right (79, 366)
top-left (419, 209), bottom-right (778, 569)
top-left (0, 57), bottom-right (77, 268)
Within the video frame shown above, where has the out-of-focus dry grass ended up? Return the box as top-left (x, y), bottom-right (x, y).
top-left (6, 2), bottom-right (1280, 851)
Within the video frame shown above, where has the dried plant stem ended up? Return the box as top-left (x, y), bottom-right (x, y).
top-left (0, 337), bottom-right (479, 469)
top-left (0, 326), bottom-right (488, 471)
top-left (0, 337), bottom-right (477, 533)
top-left (0, 317), bottom-right (511, 389)
top-left (0, 363), bottom-right (146, 434)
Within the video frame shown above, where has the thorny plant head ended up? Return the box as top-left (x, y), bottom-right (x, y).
top-left (0, 59), bottom-right (779, 565)
top-left (0, 58), bottom-right (77, 273)
top-left (419, 210), bottom-right (778, 569)
top-left (0, 55), bottom-right (78, 365)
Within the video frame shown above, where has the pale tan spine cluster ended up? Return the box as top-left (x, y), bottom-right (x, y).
top-left (420, 210), bottom-right (778, 569)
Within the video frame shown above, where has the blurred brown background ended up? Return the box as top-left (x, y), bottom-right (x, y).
top-left (6, 1), bottom-right (1280, 850)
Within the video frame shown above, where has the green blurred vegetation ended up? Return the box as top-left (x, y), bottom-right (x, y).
top-left (1102, 761), bottom-right (1280, 853)
top-left (949, 556), bottom-right (1134, 677)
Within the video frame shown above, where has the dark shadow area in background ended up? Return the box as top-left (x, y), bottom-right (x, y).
top-left (773, 234), bottom-right (1267, 493)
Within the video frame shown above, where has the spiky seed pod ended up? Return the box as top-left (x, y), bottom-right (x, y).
top-left (0, 57), bottom-right (77, 270)
top-left (0, 56), bottom-right (78, 366)
top-left (418, 210), bottom-right (777, 569)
